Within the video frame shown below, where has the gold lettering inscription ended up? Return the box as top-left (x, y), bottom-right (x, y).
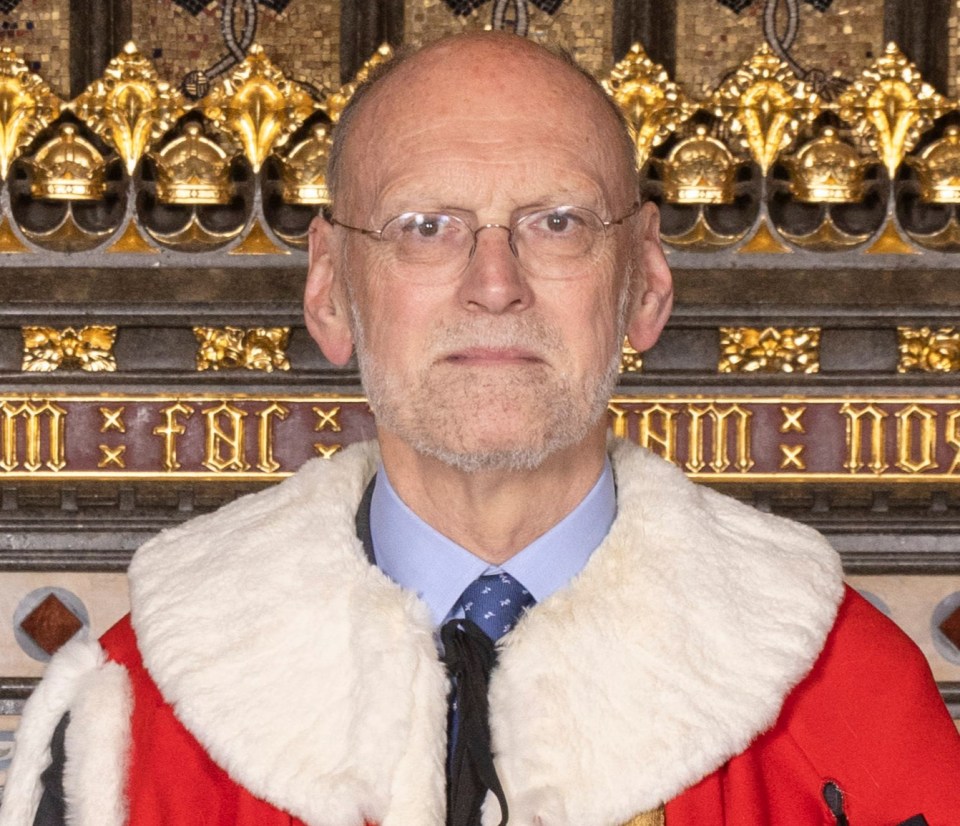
top-left (780, 406), bottom-right (806, 433)
top-left (202, 402), bottom-right (249, 472)
top-left (0, 400), bottom-right (67, 472)
top-left (686, 404), bottom-right (754, 473)
top-left (608, 403), bottom-right (629, 440)
top-left (257, 403), bottom-right (289, 473)
top-left (99, 406), bottom-right (125, 433)
top-left (638, 403), bottom-right (678, 463)
top-left (313, 406), bottom-right (341, 432)
top-left (98, 444), bottom-right (126, 468)
top-left (946, 411), bottom-right (960, 474)
top-left (895, 404), bottom-right (938, 473)
top-left (153, 402), bottom-right (195, 472)
top-left (314, 442), bottom-right (342, 459)
top-left (840, 403), bottom-right (888, 474)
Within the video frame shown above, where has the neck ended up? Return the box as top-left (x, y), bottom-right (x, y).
top-left (377, 424), bottom-right (609, 565)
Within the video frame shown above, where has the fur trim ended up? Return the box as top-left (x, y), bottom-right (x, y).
top-left (129, 439), bottom-right (843, 826)
top-left (0, 639), bottom-right (104, 826)
top-left (485, 439), bottom-right (843, 825)
top-left (129, 442), bottom-right (449, 826)
top-left (63, 661), bottom-right (132, 826)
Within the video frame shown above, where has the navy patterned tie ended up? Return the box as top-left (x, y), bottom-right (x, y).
top-left (443, 573), bottom-right (534, 826)
top-left (457, 572), bottom-right (535, 641)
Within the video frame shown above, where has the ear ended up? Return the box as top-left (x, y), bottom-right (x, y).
top-left (625, 202), bottom-right (673, 353)
top-left (304, 215), bottom-right (355, 366)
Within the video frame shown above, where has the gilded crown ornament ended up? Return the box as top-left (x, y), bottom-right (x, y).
top-left (712, 46), bottom-right (821, 174)
top-left (602, 43), bottom-right (690, 169)
top-left (655, 125), bottom-right (737, 204)
top-left (907, 126), bottom-right (960, 204)
top-left (784, 127), bottom-right (870, 203)
top-left (0, 48), bottom-right (61, 180)
top-left (152, 121), bottom-right (235, 205)
top-left (838, 43), bottom-right (946, 178)
top-left (25, 123), bottom-right (107, 201)
top-left (280, 122), bottom-right (332, 205)
top-left (322, 43), bottom-right (394, 124)
top-left (200, 44), bottom-right (317, 172)
top-left (72, 42), bottom-right (186, 176)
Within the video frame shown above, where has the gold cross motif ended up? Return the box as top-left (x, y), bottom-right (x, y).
top-left (313, 405), bottom-right (341, 432)
top-left (780, 444), bottom-right (806, 470)
top-left (313, 443), bottom-right (342, 459)
top-left (99, 406), bottom-right (126, 433)
top-left (780, 405), bottom-right (806, 433)
top-left (98, 444), bottom-right (126, 469)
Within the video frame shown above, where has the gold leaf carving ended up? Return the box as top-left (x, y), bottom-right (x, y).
top-left (280, 122), bottom-right (332, 205)
top-left (194, 326), bottom-right (291, 372)
top-left (907, 125), bottom-right (960, 203)
top-left (21, 326), bottom-right (118, 372)
top-left (201, 44), bottom-right (317, 172)
top-left (897, 327), bottom-right (960, 373)
top-left (0, 48), bottom-right (61, 179)
top-left (838, 42), bottom-right (946, 178)
top-left (712, 46), bottom-right (820, 174)
top-left (322, 43), bottom-right (394, 124)
top-left (655, 125), bottom-right (736, 204)
top-left (619, 337), bottom-right (643, 373)
top-left (783, 127), bottom-right (870, 203)
top-left (602, 43), bottom-right (690, 169)
top-left (719, 327), bottom-right (820, 373)
top-left (26, 124), bottom-right (107, 201)
top-left (72, 42), bottom-right (186, 176)
top-left (152, 121), bottom-right (234, 205)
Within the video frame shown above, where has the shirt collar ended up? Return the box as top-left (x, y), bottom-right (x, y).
top-left (370, 459), bottom-right (616, 626)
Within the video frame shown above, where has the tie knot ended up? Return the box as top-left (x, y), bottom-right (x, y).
top-left (456, 572), bottom-right (534, 642)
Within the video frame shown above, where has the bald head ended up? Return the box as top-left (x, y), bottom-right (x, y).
top-left (327, 32), bottom-right (637, 209)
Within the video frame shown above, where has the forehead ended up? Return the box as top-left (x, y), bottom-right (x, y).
top-left (338, 40), bottom-right (632, 213)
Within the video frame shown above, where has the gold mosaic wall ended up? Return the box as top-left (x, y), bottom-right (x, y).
top-left (675, 0), bottom-right (882, 97)
top-left (949, 0), bottom-right (960, 97)
top-left (132, 1), bottom-right (340, 95)
top-left (405, 0), bottom-right (612, 75)
top-left (0, 0), bottom-right (68, 96)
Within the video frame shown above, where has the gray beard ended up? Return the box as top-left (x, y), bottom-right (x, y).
top-left (349, 281), bottom-right (629, 474)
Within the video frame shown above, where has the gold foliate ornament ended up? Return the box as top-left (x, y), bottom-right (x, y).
top-left (719, 327), bottom-right (820, 373)
top-left (72, 41), bottom-right (185, 176)
top-left (783, 127), bottom-right (870, 203)
top-left (21, 326), bottom-right (117, 372)
top-left (907, 125), bottom-right (960, 203)
top-left (655, 125), bottom-right (736, 204)
top-left (200, 44), bottom-right (317, 173)
top-left (619, 337), bottom-right (642, 373)
top-left (838, 43), bottom-right (946, 179)
top-left (897, 327), bottom-right (960, 373)
top-left (152, 121), bottom-right (234, 205)
top-left (712, 46), bottom-right (820, 174)
top-left (322, 43), bottom-right (393, 124)
top-left (26, 123), bottom-right (106, 201)
top-left (0, 48), bottom-right (61, 179)
top-left (194, 326), bottom-right (291, 372)
top-left (602, 42), bottom-right (690, 169)
top-left (280, 122), bottom-right (332, 205)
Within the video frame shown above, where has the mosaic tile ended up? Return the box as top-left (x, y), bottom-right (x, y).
top-left (676, 0), bottom-right (882, 97)
top-left (406, 0), bottom-right (610, 75)
top-left (0, 0), bottom-right (69, 96)
top-left (134, 0), bottom-right (339, 96)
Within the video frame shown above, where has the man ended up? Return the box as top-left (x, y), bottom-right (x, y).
top-left (2, 31), bottom-right (959, 826)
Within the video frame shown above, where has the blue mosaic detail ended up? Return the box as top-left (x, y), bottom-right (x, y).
top-left (718, 0), bottom-right (833, 11)
top-left (172, 0), bottom-right (292, 14)
top-left (444, 0), bottom-right (565, 15)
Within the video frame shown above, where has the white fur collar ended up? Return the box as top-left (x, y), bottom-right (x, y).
top-left (129, 439), bottom-right (843, 826)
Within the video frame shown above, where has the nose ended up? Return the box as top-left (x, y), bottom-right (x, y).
top-left (456, 225), bottom-right (532, 314)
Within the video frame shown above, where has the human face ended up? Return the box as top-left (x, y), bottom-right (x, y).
top-left (330, 40), bottom-right (639, 472)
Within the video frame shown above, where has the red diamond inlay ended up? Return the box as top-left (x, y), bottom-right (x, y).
top-left (19, 593), bottom-right (83, 656)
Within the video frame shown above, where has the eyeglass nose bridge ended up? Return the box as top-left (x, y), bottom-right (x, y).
top-left (467, 222), bottom-right (520, 265)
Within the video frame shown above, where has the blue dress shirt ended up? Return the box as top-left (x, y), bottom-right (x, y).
top-left (370, 460), bottom-right (617, 626)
